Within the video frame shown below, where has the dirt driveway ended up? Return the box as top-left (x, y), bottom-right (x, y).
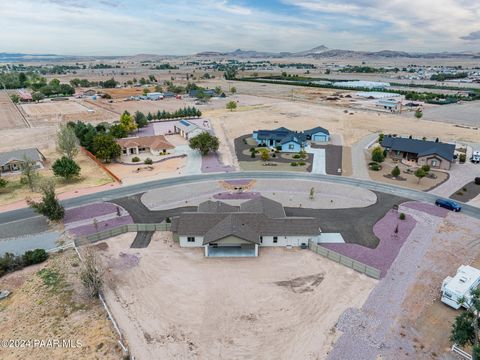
top-left (96, 232), bottom-right (376, 360)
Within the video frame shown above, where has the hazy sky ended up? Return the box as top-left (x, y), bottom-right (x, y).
top-left (1, 0), bottom-right (479, 55)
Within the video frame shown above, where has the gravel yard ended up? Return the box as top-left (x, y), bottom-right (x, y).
top-left (328, 206), bottom-right (480, 360)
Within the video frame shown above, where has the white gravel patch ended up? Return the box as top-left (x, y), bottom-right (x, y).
top-left (141, 179), bottom-right (377, 210)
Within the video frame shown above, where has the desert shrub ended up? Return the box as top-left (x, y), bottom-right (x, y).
top-left (165, 217), bottom-right (171, 223)
top-left (368, 162), bottom-right (378, 166)
top-left (370, 163), bottom-right (381, 171)
top-left (250, 152), bottom-right (255, 158)
top-left (144, 158), bottom-right (153, 165)
top-left (275, 146), bottom-right (282, 151)
top-left (371, 146), bottom-right (385, 163)
top-left (293, 154), bottom-right (301, 159)
top-left (22, 249), bottom-right (48, 266)
top-left (459, 154), bottom-right (467, 163)
top-left (0, 253), bottom-right (23, 277)
top-left (132, 156), bottom-right (140, 162)
top-left (290, 162), bottom-right (298, 166)
top-left (399, 213), bottom-right (406, 220)
top-left (457, 191), bottom-right (463, 196)
top-left (391, 166), bottom-right (400, 177)
top-left (80, 250), bottom-right (103, 298)
top-left (421, 165), bottom-right (430, 173)
top-left (463, 187), bottom-right (467, 192)
top-left (272, 153), bottom-right (276, 158)
top-left (298, 162), bottom-right (306, 166)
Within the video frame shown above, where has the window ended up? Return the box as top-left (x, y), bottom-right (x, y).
top-left (273, 236), bottom-right (278, 243)
top-left (288, 144), bottom-right (294, 150)
top-left (260, 236), bottom-right (263, 244)
top-left (431, 160), bottom-right (437, 167)
top-left (187, 237), bottom-right (195, 242)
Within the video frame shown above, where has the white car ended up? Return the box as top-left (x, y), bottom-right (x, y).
top-left (471, 151), bottom-right (480, 164)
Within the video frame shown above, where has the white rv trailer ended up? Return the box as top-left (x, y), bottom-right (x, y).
top-left (441, 265), bottom-right (480, 309)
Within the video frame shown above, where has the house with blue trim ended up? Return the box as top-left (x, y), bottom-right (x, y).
top-left (252, 126), bottom-right (330, 152)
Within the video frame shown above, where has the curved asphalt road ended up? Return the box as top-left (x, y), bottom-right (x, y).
top-left (1, 172), bottom-right (479, 224)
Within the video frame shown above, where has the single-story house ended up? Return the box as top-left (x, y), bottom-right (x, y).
top-left (376, 99), bottom-right (402, 112)
top-left (116, 135), bottom-right (174, 156)
top-left (163, 91), bottom-right (176, 98)
top-left (381, 136), bottom-right (455, 170)
top-left (252, 126), bottom-right (330, 151)
top-left (0, 148), bottom-right (45, 174)
top-left (171, 196), bottom-right (322, 257)
top-left (174, 120), bottom-right (205, 140)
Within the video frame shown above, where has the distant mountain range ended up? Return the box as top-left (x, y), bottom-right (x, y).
top-left (1, 45), bottom-right (479, 62)
top-left (196, 45), bottom-right (480, 59)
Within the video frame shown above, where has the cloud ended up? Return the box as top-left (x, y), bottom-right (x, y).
top-left (461, 31), bottom-right (480, 41)
top-left (0, 0), bottom-right (478, 55)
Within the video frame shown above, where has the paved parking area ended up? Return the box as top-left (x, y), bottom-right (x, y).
top-left (306, 147), bottom-right (326, 174)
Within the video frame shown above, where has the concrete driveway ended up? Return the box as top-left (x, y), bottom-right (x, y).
top-left (176, 145), bottom-right (202, 175)
top-left (429, 162), bottom-right (479, 197)
top-left (306, 146), bottom-right (326, 174)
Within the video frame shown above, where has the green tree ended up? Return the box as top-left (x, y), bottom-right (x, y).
top-left (134, 111), bottom-right (148, 128)
top-left (93, 134), bottom-right (121, 162)
top-left (188, 132), bottom-right (219, 155)
top-left (414, 168), bottom-right (426, 183)
top-left (119, 111), bottom-right (137, 133)
top-left (10, 94), bottom-right (20, 104)
top-left (52, 156), bottom-right (81, 181)
top-left (371, 146), bottom-right (385, 163)
top-left (56, 124), bottom-right (79, 159)
top-left (226, 101), bottom-right (237, 111)
top-left (391, 166), bottom-right (400, 177)
top-left (421, 165), bottom-right (430, 173)
top-left (27, 180), bottom-right (64, 221)
top-left (109, 124), bottom-right (128, 139)
top-left (21, 156), bottom-right (40, 191)
top-left (415, 108), bottom-right (423, 119)
top-left (230, 86), bottom-right (237, 94)
top-left (32, 92), bottom-right (45, 102)
top-left (451, 288), bottom-right (480, 359)
top-left (142, 88), bottom-right (149, 96)
top-left (0, 177), bottom-right (7, 190)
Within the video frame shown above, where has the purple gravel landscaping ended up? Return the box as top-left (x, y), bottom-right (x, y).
top-left (322, 210), bottom-right (416, 277)
top-left (401, 201), bottom-right (448, 218)
top-left (128, 123), bottom-right (155, 137)
top-left (202, 153), bottom-right (236, 173)
top-left (64, 202), bottom-right (121, 223)
top-left (213, 192), bottom-right (261, 200)
top-left (68, 215), bottom-right (134, 237)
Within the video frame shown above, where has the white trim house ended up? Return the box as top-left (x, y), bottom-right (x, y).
top-left (171, 197), bottom-right (322, 257)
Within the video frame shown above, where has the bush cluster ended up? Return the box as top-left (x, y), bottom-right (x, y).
top-left (0, 249), bottom-right (48, 278)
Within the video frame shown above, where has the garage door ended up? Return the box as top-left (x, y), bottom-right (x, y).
top-left (313, 134), bottom-right (327, 142)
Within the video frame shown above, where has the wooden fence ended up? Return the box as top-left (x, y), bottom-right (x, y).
top-left (77, 222), bottom-right (171, 245)
top-left (308, 240), bottom-right (381, 280)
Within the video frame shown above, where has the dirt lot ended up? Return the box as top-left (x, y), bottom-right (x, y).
top-left (0, 149), bottom-right (113, 206)
top-left (96, 232), bottom-right (376, 360)
top-left (0, 250), bottom-right (123, 360)
top-left (106, 157), bottom-right (187, 185)
top-left (0, 91), bottom-right (27, 130)
top-left (201, 90), bottom-right (479, 151)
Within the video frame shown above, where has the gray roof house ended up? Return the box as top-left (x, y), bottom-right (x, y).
top-left (172, 196), bottom-right (322, 257)
top-left (252, 126), bottom-right (330, 151)
top-left (0, 148), bottom-right (45, 174)
top-left (381, 136), bottom-right (456, 170)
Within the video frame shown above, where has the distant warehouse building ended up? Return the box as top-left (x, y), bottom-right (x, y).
top-left (334, 81), bottom-right (390, 90)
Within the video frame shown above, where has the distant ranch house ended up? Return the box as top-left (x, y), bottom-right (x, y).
top-left (253, 126), bottom-right (330, 152)
top-left (18, 90), bottom-right (32, 102)
top-left (117, 135), bottom-right (174, 156)
top-left (171, 196), bottom-right (322, 257)
top-left (381, 136), bottom-right (455, 170)
top-left (0, 148), bottom-right (45, 174)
